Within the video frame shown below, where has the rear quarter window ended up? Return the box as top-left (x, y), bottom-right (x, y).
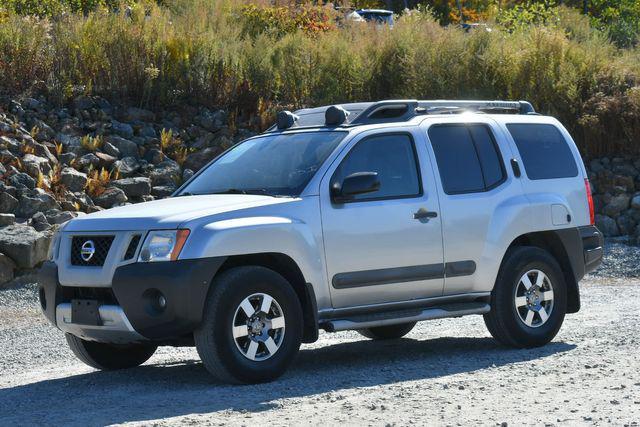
top-left (507, 124), bottom-right (578, 180)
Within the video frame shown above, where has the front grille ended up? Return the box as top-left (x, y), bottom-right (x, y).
top-left (61, 286), bottom-right (120, 305)
top-left (70, 236), bottom-right (114, 266)
top-left (124, 235), bottom-right (141, 260)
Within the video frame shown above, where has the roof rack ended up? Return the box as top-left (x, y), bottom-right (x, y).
top-left (271, 99), bottom-right (536, 130)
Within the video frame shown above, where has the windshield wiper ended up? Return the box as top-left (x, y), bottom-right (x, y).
top-left (210, 188), bottom-right (291, 198)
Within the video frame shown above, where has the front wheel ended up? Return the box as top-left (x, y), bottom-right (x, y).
top-left (194, 266), bottom-right (303, 384)
top-left (65, 334), bottom-right (157, 370)
top-left (484, 246), bottom-right (567, 348)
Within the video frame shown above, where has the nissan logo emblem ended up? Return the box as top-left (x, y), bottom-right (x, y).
top-left (80, 240), bottom-right (96, 262)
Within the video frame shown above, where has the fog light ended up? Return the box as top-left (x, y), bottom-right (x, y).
top-left (158, 295), bottom-right (167, 309)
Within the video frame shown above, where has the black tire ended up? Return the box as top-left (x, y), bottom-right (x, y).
top-left (65, 334), bottom-right (157, 370)
top-left (358, 322), bottom-right (417, 340)
top-left (484, 246), bottom-right (567, 348)
top-left (194, 266), bottom-right (303, 384)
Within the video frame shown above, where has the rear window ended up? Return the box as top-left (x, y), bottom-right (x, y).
top-left (428, 124), bottom-right (505, 194)
top-left (507, 124), bottom-right (578, 180)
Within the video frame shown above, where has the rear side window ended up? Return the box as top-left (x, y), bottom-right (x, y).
top-left (507, 124), bottom-right (578, 180)
top-left (332, 133), bottom-right (421, 201)
top-left (428, 124), bottom-right (505, 194)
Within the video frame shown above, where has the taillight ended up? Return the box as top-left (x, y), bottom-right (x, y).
top-left (585, 178), bottom-right (595, 225)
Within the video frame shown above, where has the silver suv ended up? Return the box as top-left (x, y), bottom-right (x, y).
top-left (39, 100), bottom-right (603, 384)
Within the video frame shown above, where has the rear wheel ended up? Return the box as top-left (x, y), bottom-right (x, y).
top-left (484, 246), bottom-right (567, 348)
top-left (194, 266), bottom-right (303, 384)
top-left (65, 334), bottom-right (157, 370)
top-left (358, 322), bottom-right (416, 340)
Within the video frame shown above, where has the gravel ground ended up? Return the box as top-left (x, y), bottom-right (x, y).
top-left (0, 243), bottom-right (639, 426)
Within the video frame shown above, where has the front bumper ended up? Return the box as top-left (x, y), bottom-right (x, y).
top-left (38, 257), bottom-right (226, 343)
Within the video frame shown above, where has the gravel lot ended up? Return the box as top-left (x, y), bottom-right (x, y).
top-left (1, 243), bottom-right (639, 426)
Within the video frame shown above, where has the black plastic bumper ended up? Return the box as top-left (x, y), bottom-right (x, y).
top-left (580, 225), bottom-right (604, 275)
top-left (37, 257), bottom-right (227, 340)
top-left (111, 257), bottom-right (226, 339)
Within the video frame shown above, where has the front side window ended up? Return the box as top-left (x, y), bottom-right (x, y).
top-left (428, 124), bottom-right (505, 194)
top-left (507, 123), bottom-right (578, 180)
top-left (179, 131), bottom-right (346, 197)
top-left (332, 133), bottom-right (421, 201)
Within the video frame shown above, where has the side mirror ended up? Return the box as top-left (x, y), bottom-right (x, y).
top-left (331, 172), bottom-right (380, 203)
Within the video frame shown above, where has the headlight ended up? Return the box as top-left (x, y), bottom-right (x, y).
top-left (138, 229), bottom-right (190, 262)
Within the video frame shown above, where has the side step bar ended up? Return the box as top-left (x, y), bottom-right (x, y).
top-left (321, 302), bottom-right (490, 333)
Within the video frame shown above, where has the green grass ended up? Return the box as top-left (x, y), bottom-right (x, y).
top-left (0, 1), bottom-right (639, 157)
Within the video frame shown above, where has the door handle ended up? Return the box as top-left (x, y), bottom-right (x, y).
top-left (413, 208), bottom-right (438, 220)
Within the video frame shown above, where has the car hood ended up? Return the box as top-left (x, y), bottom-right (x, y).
top-left (64, 195), bottom-right (295, 232)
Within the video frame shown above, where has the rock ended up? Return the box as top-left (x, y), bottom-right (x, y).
top-left (183, 147), bottom-right (221, 172)
top-left (631, 194), bottom-right (640, 210)
top-left (22, 154), bottom-right (52, 177)
top-left (93, 187), bottom-right (128, 208)
top-left (617, 213), bottom-right (636, 235)
top-left (22, 97), bottom-right (40, 110)
top-left (76, 153), bottom-right (100, 170)
top-left (125, 107), bottom-right (155, 122)
top-left (56, 132), bottom-right (82, 147)
top-left (73, 95), bottom-right (95, 110)
top-left (183, 168), bottom-right (195, 182)
top-left (60, 167), bottom-right (88, 192)
top-left (8, 173), bottom-right (36, 190)
top-left (150, 160), bottom-right (180, 185)
top-left (102, 141), bottom-right (121, 158)
top-left (59, 152), bottom-right (76, 165)
top-left (95, 152), bottom-right (117, 168)
top-left (139, 125), bottom-right (156, 138)
top-left (0, 253), bottom-right (16, 285)
top-left (32, 120), bottom-right (55, 141)
top-left (595, 214), bottom-right (619, 237)
top-left (603, 194), bottom-right (630, 217)
top-left (44, 209), bottom-right (76, 225)
top-left (110, 177), bottom-right (151, 198)
top-left (0, 225), bottom-right (50, 269)
top-left (106, 135), bottom-right (138, 158)
top-left (0, 214), bottom-right (15, 227)
top-left (151, 185), bottom-right (176, 198)
top-left (0, 162), bottom-right (6, 176)
top-left (16, 191), bottom-right (61, 218)
top-left (144, 148), bottom-right (164, 165)
top-left (110, 120), bottom-right (134, 138)
top-left (111, 156), bottom-right (140, 177)
top-left (0, 193), bottom-right (18, 214)
top-left (31, 212), bottom-right (50, 231)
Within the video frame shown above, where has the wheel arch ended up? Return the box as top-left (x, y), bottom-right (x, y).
top-left (503, 230), bottom-right (582, 313)
top-left (216, 252), bottom-right (319, 343)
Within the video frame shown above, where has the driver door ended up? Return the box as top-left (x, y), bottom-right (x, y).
top-left (320, 130), bottom-right (445, 309)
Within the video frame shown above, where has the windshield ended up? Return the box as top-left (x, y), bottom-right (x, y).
top-left (178, 131), bottom-right (346, 197)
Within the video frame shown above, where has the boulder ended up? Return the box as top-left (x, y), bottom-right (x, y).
top-left (45, 209), bottom-right (76, 225)
top-left (8, 173), bottom-right (36, 190)
top-left (0, 225), bottom-right (50, 269)
top-left (102, 141), bottom-right (121, 158)
top-left (151, 185), bottom-right (176, 198)
top-left (110, 120), bottom-right (134, 139)
top-left (31, 212), bottom-right (50, 232)
top-left (603, 194), bottom-right (630, 217)
top-left (150, 160), bottom-right (180, 185)
top-left (595, 214), bottom-right (619, 237)
top-left (111, 157), bottom-right (140, 177)
top-left (106, 135), bottom-right (138, 158)
top-left (0, 192), bottom-right (18, 214)
top-left (110, 177), bottom-right (151, 198)
top-left (76, 153), bottom-right (101, 170)
top-left (139, 125), bottom-right (156, 138)
top-left (0, 253), bottom-right (16, 285)
top-left (22, 154), bottom-right (52, 177)
top-left (95, 152), bottom-right (117, 168)
top-left (183, 147), bottom-right (221, 172)
top-left (125, 107), bottom-right (155, 122)
top-left (59, 152), bottom-right (76, 165)
top-left (183, 168), bottom-right (195, 182)
top-left (16, 191), bottom-right (60, 218)
top-left (631, 193), bottom-right (640, 210)
top-left (93, 187), bottom-right (128, 208)
top-left (0, 214), bottom-right (15, 227)
top-left (73, 95), bottom-right (95, 110)
top-left (617, 213), bottom-right (636, 236)
top-left (60, 167), bottom-right (88, 192)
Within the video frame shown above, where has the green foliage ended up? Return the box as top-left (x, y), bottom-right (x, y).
top-left (497, 1), bottom-right (560, 31)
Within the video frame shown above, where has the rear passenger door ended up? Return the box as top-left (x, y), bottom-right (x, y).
top-left (425, 120), bottom-right (523, 296)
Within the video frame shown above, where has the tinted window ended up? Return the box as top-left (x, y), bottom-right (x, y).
top-left (333, 134), bottom-right (420, 201)
top-left (507, 124), bottom-right (578, 180)
top-left (180, 131), bottom-right (345, 197)
top-left (429, 124), bottom-right (505, 194)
